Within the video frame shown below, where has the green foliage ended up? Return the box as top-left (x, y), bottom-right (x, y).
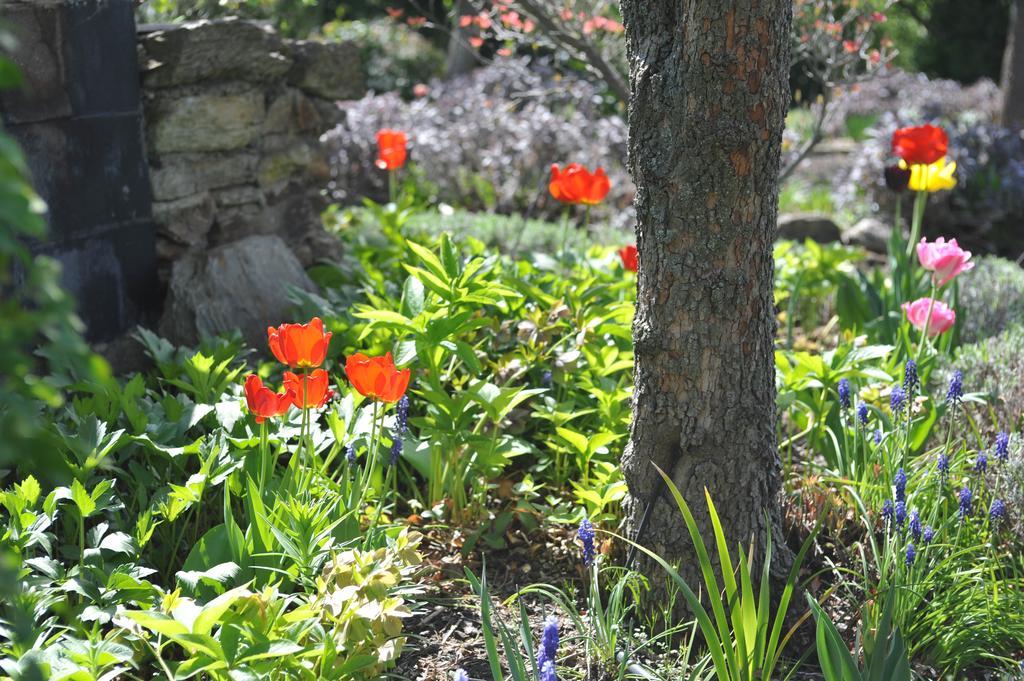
top-left (137, 0), bottom-right (342, 37)
top-left (466, 564), bottom-right (542, 681)
top-left (311, 529), bottom-right (422, 677)
top-left (323, 19), bottom-right (445, 97)
top-left (807, 594), bottom-right (912, 681)
top-left (624, 476), bottom-right (816, 681)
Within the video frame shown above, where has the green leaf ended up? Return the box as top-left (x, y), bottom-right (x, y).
top-left (401, 274), bottom-right (426, 317)
top-left (70, 479), bottom-right (96, 518)
top-left (555, 427), bottom-right (588, 454)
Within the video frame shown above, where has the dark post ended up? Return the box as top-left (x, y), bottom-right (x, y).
top-left (1, 0), bottom-right (159, 341)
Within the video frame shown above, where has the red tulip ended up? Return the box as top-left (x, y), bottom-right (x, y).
top-left (375, 129), bottom-right (408, 171)
top-left (244, 374), bottom-right (293, 423)
top-left (891, 125), bottom-right (948, 166)
top-left (619, 245), bottom-right (638, 272)
top-left (267, 317), bottom-right (331, 369)
top-left (549, 163), bottom-right (611, 205)
top-left (283, 369), bottom-right (334, 409)
top-left (346, 352), bottom-right (411, 403)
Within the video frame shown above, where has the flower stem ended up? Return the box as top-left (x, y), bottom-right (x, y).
top-left (906, 189), bottom-right (927, 259)
top-left (258, 420), bottom-right (269, 496)
top-left (914, 282), bottom-right (938, 366)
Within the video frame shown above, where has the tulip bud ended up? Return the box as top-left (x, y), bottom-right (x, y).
top-left (884, 164), bottom-right (911, 192)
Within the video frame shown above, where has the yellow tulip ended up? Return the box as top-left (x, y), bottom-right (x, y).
top-left (899, 157), bottom-right (957, 193)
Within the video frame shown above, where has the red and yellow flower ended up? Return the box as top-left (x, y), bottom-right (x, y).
top-left (346, 352), bottom-right (411, 404)
top-left (375, 129), bottom-right (408, 171)
top-left (244, 374), bottom-right (293, 423)
top-left (618, 244), bottom-right (638, 272)
top-left (891, 124), bottom-right (948, 166)
top-left (267, 317), bottom-right (331, 369)
top-left (549, 163), bottom-right (611, 205)
top-left (283, 369), bottom-right (334, 409)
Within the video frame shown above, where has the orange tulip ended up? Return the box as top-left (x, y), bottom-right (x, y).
top-left (549, 163), bottom-right (611, 205)
top-left (283, 369), bottom-right (334, 409)
top-left (267, 317), bottom-right (331, 369)
top-left (345, 352), bottom-right (411, 403)
top-left (618, 244), bottom-right (638, 272)
top-left (375, 129), bottom-right (408, 171)
top-left (244, 374), bottom-right (293, 423)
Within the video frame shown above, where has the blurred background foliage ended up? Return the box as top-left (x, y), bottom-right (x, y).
top-left (136, 0), bottom-right (1013, 86)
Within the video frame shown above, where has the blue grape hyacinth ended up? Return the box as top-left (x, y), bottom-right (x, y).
top-left (975, 451), bottom-right (988, 474)
top-left (894, 467), bottom-right (907, 503)
top-left (909, 509), bottom-right (922, 542)
top-left (946, 370), bottom-right (963, 406)
top-left (454, 670), bottom-right (469, 681)
top-left (345, 442), bottom-right (356, 464)
top-left (539, 659), bottom-right (557, 681)
top-left (873, 429), bottom-right (882, 445)
top-left (936, 453), bottom-right (950, 478)
top-left (540, 615), bottom-right (559, 664)
top-left (858, 402), bottom-right (869, 426)
top-left (959, 485), bottom-right (973, 521)
top-left (905, 543), bottom-right (916, 566)
top-left (904, 359), bottom-right (919, 394)
top-left (838, 378), bottom-right (851, 411)
top-left (990, 499), bottom-right (1007, 526)
top-left (995, 431), bottom-right (1010, 462)
top-left (923, 526), bottom-right (935, 544)
top-left (890, 385), bottom-right (906, 415)
top-left (882, 499), bottom-right (894, 526)
top-left (894, 500), bottom-right (907, 529)
top-left (578, 517), bottom-right (596, 567)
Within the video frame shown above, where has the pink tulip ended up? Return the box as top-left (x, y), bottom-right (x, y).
top-left (902, 298), bottom-right (956, 336)
top-left (916, 237), bottom-right (974, 286)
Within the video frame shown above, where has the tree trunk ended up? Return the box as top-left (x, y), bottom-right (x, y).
top-left (1002, 0), bottom-right (1024, 128)
top-left (620, 0), bottom-right (792, 600)
top-left (444, 0), bottom-right (479, 79)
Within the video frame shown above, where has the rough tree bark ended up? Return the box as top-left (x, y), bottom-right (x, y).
top-left (1001, 0), bottom-right (1024, 128)
top-left (620, 0), bottom-right (792, 597)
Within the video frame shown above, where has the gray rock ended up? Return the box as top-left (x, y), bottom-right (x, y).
top-left (777, 212), bottom-right (842, 243)
top-left (287, 40), bottom-right (364, 101)
top-left (147, 89), bottom-right (266, 153)
top-left (842, 217), bottom-right (891, 253)
top-left (140, 19), bottom-right (292, 88)
top-left (158, 235), bottom-right (316, 347)
top-left (152, 192), bottom-right (216, 247)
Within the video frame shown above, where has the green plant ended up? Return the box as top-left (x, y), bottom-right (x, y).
top-left (623, 470), bottom-right (817, 681)
top-left (465, 564), bottom-right (543, 681)
top-left (806, 593), bottom-right (912, 681)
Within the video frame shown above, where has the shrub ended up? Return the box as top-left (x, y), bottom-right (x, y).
top-left (942, 324), bottom-right (1024, 433)
top-left (322, 58), bottom-right (634, 227)
top-left (323, 19), bottom-right (445, 98)
top-left (823, 69), bottom-right (1000, 139)
top-left (956, 256), bottom-right (1024, 344)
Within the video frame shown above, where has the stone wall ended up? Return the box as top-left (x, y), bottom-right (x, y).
top-left (138, 18), bottom-right (365, 276)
